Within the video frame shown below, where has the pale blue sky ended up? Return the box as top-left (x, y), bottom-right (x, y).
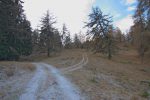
top-left (94, 0), bottom-right (137, 20)
top-left (23, 0), bottom-right (137, 34)
top-left (93, 0), bottom-right (137, 33)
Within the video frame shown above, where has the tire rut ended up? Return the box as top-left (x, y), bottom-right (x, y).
top-left (20, 63), bottom-right (84, 100)
top-left (62, 54), bottom-right (88, 73)
top-left (19, 63), bottom-right (47, 100)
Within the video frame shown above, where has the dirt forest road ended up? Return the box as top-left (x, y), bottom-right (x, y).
top-left (19, 54), bottom-right (88, 100)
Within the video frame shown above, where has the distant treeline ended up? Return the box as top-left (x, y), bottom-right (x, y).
top-left (0, 0), bottom-right (149, 62)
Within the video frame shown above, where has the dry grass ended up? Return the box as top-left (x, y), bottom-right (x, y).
top-left (19, 63), bottom-right (36, 71)
top-left (42, 49), bottom-right (150, 100)
top-left (42, 49), bottom-right (83, 68)
top-left (0, 62), bottom-right (36, 100)
top-left (0, 48), bottom-right (149, 99)
top-left (0, 61), bottom-right (35, 78)
top-left (114, 47), bottom-right (150, 65)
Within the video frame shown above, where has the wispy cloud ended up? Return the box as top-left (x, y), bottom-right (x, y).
top-left (114, 14), bottom-right (121, 19)
top-left (125, 0), bottom-right (136, 5)
top-left (114, 15), bottom-right (134, 33)
top-left (121, 0), bottom-right (136, 5)
top-left (127, 6), bottom-right (136, 11)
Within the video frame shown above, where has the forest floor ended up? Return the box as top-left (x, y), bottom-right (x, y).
top-left (0, 48), bottom-right (150, 100)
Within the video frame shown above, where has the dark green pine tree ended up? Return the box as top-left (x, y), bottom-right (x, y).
top-left (61, 24), bottom-right (68, 46)
top-left (40, 11), bottom-right (56, 57)
top-left (74, 34), bottom-right (81, 48)
top-left (17, 16), bottom-right (33, 56)
top-left (53, 29), bottom-right (62, 52)
top-left (64, 33), bottom-right (72, 49)
top-left (0, 0), bottom-right (32, 60)
top-left (32, 29), bottom-right (40, 52)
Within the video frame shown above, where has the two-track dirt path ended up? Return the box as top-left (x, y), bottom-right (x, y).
top-left (61, 54), bottom-right (88, 73)
top-left (19, 54), bottom-right (88, 100)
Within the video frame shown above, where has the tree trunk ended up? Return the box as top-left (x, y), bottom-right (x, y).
top-left (47, 47), bottom-right (50, 57)
top-left (108, 38), bottom-right (112, 60)
top-left (140, 16), bottom-right (144, 64)
top-left (47, 39), bottom-right (50, 57)
top-left (140, 37), bottom-right (144, 64)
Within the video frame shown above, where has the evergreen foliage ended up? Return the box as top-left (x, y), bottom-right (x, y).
top-left (0, 0), bottom-right (32, 60)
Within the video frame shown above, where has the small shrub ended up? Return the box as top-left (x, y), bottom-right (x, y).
top-left (90, 77), bottom-right (99, 83)
top-left (21, 63), bottom-right (36, 71)
top-left (90, 78), bottom-right (97, 83)
top-left (0, 45), bottom-right (19, 61)
top-left (27, 64), bottom-right (35, 71)
top-left (141, 91), bottom-right (150, 98)
top-left (120, 60), bottom-right (132, 64)
top-left (5, 69), bottom-right (14, 77)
